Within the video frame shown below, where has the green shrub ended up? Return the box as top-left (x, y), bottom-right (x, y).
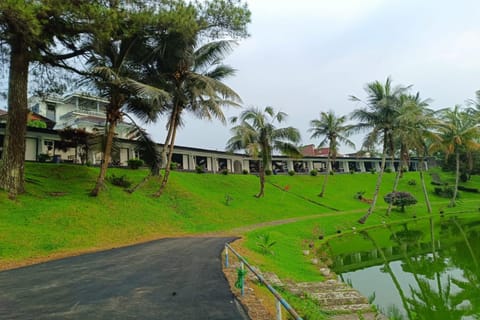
top-left (288, 170), bottom-right (295, 176)
top-left (370, 168), bottom-right (376, 174)
top-left (220, 168), bottom-right (229, 175)
top-left (27, 120), bottom-right (47, 128)
top-left (242, 169), bottom-right (249, 175)
top-left (310, 169), bottom-right (318, 176)
top-left (195, 165), bottom-right (205, 173)
top-left (430, 173), bottom-right (445, 185)
top-left (354, 191), bottom-right (366, 200)
top-left (384, 167), bottom-right (393, 173)
top-left (329, 170), bottom-right (335, 175)
top-left (434, 186), bottom-right (458, 198)
top-left (256, 233), bottom-right (276, 255)
top-left (224, 193), bottom-right (233, 205)
top-left (170, 162), bottom-right (178, 170)
top-left (458, 185), bottom-right (479, 193)
top-left (127, 158), bottom-right (143, 169)
top-left (107, 174), bottom-right (132, 188)
top-left (383, 191), bottom-right (417, 212)
top-left (38, 153), bottom-right (51, 162)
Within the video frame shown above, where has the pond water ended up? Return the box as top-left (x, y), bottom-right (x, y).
top-left (326, 214), bottom-right (480, 319)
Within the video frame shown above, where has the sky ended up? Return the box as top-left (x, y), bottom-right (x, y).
top-left (145, 0), bottom-right (480, 153)
top-left (2, 1), bottom-right (479, 153)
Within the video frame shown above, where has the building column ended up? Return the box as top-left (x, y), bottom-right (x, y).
top-left (359, 161), bottom-right (366, 172)
top-left (266, 161), bottom-right (272, 172)
top-left (207, 157), bottom-right (213, 172)
top-left (390, 161), bottom-right (396, 172)
top-left (327, 161), bottom-right (332, 172)
top-left (307, 161), bottom-right (314, 172)
top-left (243, 160), bottom-right (249, 173)
top-left (342, 161), bottom-right (349, 173)
top-left (287, 160), bottom-right (294, 172)
top-left (374, 161), bottom-right (381, 171)
top-left (188, 154), bottom-right (195, 170)
top-left (182, 155), bottom-right (188, 170)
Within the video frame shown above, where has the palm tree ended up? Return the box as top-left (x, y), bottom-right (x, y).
top-left (121, 113), bottom-right (162, 194)
top-left (387, 93), bottom-right (434, 215)
top-left (87, 8), bottom-right (167, 196)
top-left (151, 37), bottom-right (242, 197)
top-left (466, 90), bottom-right (480, 116)
top-left (430, 106), bottom-right (480, 207)
top-left (350, 77), bottom-right (410, 223)
top-left (397, 96), bottom-right (439, 214)
top-left (466, 90), bottom-right (480, 174)
top-left (308, 110), bottom-right (355, 197)
top-left (227, 107), bottom-right (301, 198)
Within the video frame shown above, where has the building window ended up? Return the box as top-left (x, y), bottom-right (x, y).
top-left (46, 104), bottom-right (56, 121)
top-left (44, 140), bottom-right (54, 151)
top-left (31, 103), bottom-right (40, 114)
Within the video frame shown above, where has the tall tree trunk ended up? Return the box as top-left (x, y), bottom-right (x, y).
top-left (386, 143), bottom-right (408, 215)
top-left (256, 162), bottom-right (265, 198)
top-left (450, 151), bottom-right (460, 207)
top-left (256, 142), bottom-right (269, 198)
top-left (319, 149), bottom-right (331, 197)
top-left (0, 41), bottom-right (29, 199)
top-left (90, 120), bottom-right (117, 196)
top-left (358, 146), bottom-right (387, 224)
top-left (160, 112), bottom-right (175, 171)
top-left (127, 174), bottom-right (152, 194)
top-left (154, 109), bottom-right (179, 197)
top-left (419, 155), bottom-right (432, 213)
top-left (386, 167), bottom-right (402, 216)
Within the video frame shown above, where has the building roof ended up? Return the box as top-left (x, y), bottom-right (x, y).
top-left (28, 112), bottom-right (56, 129)
top-left (300, 144), bottom-right (345, 157)
top-left (300, 144), bottom-right (318, 156)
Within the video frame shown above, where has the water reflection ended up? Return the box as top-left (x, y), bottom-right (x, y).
top-left (327, 215), bottom-right (480, 319)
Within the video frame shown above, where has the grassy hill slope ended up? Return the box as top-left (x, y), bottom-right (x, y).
top-left (1, 162), bottom-right (478, 269)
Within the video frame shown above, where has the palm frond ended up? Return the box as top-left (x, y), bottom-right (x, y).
top-left (194, 40), bottom-right (236, 70)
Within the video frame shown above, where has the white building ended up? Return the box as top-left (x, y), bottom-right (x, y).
top-left (0, 93), bottom-right (424, 172)
top-left (2, 93), bottom-right (137, 164)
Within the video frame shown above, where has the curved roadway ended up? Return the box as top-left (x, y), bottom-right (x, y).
top-left (0, 237), bottom-right (248, 320)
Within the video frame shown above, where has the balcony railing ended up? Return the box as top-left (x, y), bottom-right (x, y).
top-left (59, 110), bottom-right (106, 120)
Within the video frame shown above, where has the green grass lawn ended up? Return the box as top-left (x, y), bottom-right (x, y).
top-left (1, 162), bottom-right (478, 271)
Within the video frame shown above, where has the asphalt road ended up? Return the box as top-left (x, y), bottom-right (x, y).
top-left (0, 237), bottom-right (249, 320)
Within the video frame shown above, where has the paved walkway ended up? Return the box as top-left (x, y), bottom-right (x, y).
top-left (0, 237), bottom-right (249, 320)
